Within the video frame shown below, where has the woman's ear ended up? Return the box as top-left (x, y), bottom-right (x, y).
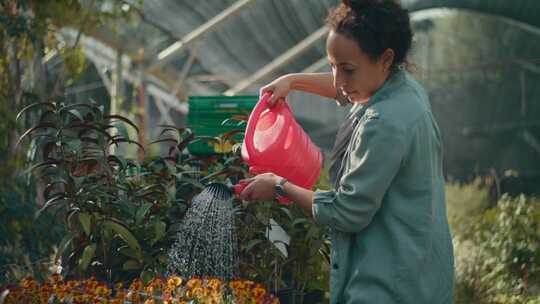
top-left (381, 48), bottom-right (395, 71)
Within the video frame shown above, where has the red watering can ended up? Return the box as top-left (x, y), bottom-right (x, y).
top-left (233, 92), bottom-right (322, 204)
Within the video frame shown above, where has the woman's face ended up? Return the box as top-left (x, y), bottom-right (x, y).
top-left (326, 31), bottom-right (393, 103)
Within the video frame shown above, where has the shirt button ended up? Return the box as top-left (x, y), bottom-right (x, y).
top-left (333, 263), bottom-right (339, 270)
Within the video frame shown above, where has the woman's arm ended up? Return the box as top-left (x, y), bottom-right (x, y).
top-left (288, 72), bottom-right (336, 99)
top-left (261, 72), bottom-right (336, 106)
top-left (238, 173), bottom-right (315, 216)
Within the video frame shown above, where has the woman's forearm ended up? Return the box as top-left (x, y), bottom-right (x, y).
top-left (286, 72), bottom-right (336, 99)
top-left (282, 181), bottom-right (315, 217)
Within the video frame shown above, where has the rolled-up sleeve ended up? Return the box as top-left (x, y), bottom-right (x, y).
top-left (313, 117), bottom-right (406, 233)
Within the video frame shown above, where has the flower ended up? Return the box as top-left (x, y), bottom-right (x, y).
top-left (2, 276), bottom-right (279, 304)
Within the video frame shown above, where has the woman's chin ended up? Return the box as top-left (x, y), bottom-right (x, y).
top-left (349, 95), bottom-right (370, 104)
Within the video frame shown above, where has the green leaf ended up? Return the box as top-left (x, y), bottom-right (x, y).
top-left (23, 159), bottom-right (61, 176)
top-left (122, 259), bottom-right (141, 271)
top-left (112, 122), bottom-right (130, 140)
top-left (157, 253), bottom-right (169, 264)
top-left (103, 220), bottom-right (142, 254)
top-left (140, 269), bottom-right (154, 284)
top-left (105, 114), bottom-right (140, 134)
top-left (35, 193), bottom-right (65, 219)
top-left (244, 239), bottom-right (263, 252)
top-left (118, 246), bottom-right (140, 259)
top-left (151, 221), bottom-right (167, 246)
top-left (79, 212), bottom-right (91, 236)
top-left (68, 109), bottom-right (84, 122)
top-left (16, 102), bottom-right (56, 121)
top-left (292, 218), bottom-right (310, 227)
top-left (135, 203), bottom-right (153, 225)
top-left (78, 243), bottom-right (96, 271)
top-left (55, 234), bottom-right (74, 262)
top-left (17, 122), bottom-right (58, 147)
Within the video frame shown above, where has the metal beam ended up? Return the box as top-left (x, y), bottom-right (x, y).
top-left (224, 26), bottom-right (329, 96)
top-left (302, 57), bottom-right (329, 73)
top-left (150, 0), bottom-right (257, 71)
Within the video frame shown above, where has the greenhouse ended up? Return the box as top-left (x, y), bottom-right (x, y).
top-left (1, 0), bottom-right (539, 303)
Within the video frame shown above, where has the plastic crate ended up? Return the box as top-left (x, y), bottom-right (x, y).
top-left (187, 95), bottom-right (257, 155)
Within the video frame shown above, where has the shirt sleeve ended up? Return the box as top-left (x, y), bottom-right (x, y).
top-left (312, 116), bottom-right (406, 233)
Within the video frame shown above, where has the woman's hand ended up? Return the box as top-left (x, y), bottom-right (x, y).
top-left (238, 173), bottom-right (281, 202)
top-left (260, 75), bottom-right (293, 107)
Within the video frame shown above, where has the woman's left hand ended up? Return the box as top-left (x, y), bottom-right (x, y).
top-left (238, 173), bottom-right (281, 202)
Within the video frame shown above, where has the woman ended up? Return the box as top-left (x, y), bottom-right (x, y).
top-left (238, 0), bottom-right (454, 303)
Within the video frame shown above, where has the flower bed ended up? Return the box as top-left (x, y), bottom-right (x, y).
top-left (1, 275), bottom-right (280, 304)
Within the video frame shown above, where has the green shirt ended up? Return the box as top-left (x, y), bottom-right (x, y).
top-left (313, 71), bottom-right (454, 304)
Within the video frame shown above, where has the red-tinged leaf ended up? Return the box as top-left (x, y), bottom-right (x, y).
top-left (79, 136), bottom-right (100, 146)
top-left (148, 138), bottom-right (178, 145)
top-left (221, 129), bottom-right (244, 141)
top-left (109, 138), bottom-right (145, 152)
top-left (70, 123), bottom-right (114, 140)
top-left (59, 103), bottom-right (101, 116)
top-left (191, 136), bottom-right (220, 144)
top-left (17, 123), bottom-right (57, 147)
top-left (105, 115), bottom-right (139, 134)
top-left (177, 133), bottom-right (195, 151)
top-left (16, 102), bottom-right (56, 121)
top-left (231, 114), bottom-right (249, 122)
top-left (42, 141), bottom-right (57, 160)
top-left (38, 110), bottom-right (56, 123)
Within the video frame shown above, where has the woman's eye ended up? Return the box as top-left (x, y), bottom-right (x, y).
top-left (342, 68), bottom-right (354, 75)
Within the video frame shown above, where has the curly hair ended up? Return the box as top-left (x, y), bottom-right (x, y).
top-left (326, 0), bottom-right (413, 71)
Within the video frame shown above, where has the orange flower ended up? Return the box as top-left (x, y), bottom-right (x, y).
top-left (129, 279), bottom-right (143, 291)
top-left (167, 276), bottom-right (182, 289)
top-left (252, 286), bottom-right (266, 298)
top-left (229, 279), bottom-right (244, 291)
top-left (48, 274), bottom-right (63, 284)
top-left (144, 285), bottom-right (154, 295)
top-left (95, 283), bottom-right (112, 297)
top-left (207, 278), bottom-right (223, 291)
top-left (186, 278), bottom-right (202, 289)
top-left (66, 279), bottom-right (80, 289)
top-left (192, 286), bottom-right (206, 298)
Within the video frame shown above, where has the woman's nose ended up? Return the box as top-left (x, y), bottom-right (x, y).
top-left (333, 70), bottom-right (345, 90)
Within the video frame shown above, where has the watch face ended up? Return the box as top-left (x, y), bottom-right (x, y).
top-left (275, 185), bottom-right (286, 197)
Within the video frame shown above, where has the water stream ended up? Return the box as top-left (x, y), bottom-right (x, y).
top-left (167, 183), bottom-right (239, 280)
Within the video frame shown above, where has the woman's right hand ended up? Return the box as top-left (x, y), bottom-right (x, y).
top-left (259, 75), bottom-right (293, 107)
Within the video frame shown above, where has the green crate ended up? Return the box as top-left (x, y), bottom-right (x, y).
top-left (187, 95), bottom-right (258, 155)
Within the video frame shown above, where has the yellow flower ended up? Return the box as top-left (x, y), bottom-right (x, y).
top-left (144, 299), bottom-right (155, 304)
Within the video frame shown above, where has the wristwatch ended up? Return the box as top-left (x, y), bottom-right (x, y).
top-left (274, 178), bottom-right (289, 198)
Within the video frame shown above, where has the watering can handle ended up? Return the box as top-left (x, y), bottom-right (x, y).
top-left (244, 92), bottom-right (271, 159)
top-left (244, 92), bottom-right (293, 160)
